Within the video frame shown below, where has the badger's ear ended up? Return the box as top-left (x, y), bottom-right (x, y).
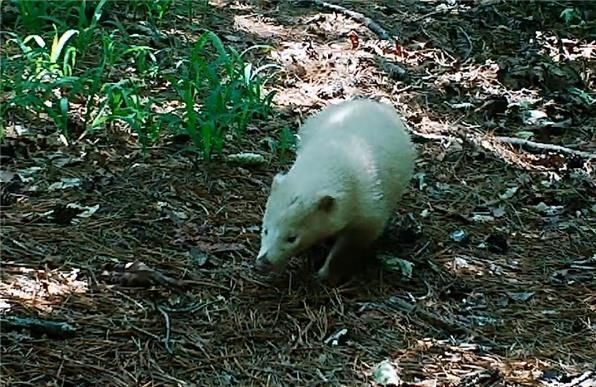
top-left (271, 173), bottom-right (286, 190)
top-left (316, 193), bottom-right (336, 213)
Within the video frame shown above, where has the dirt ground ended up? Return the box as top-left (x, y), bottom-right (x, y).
top-left (1, 1), bottom-right (595, 386)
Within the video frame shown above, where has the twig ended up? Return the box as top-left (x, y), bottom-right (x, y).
top-left (100, 261), bottom-right (188, 289)
top-left (408, 129), bottom-right (463, 144)
top-left (158, 299), bottom-right (223, 314)
top-left (299, 0), bottom-right (408, 78)
top-left (456, 25), bottom-right (473, 60)
top-left (302, 0), bottom-right (394, 42)
top-left (409, 128), bottom-right (596, 161)
top-left (495, 136), bottom-right (596, 160)
top-left (129, 323), bottom-right (162, 341)
top-left (410, 8), bottom-right (450, 23)
top-left (0, 316), bottom-right (77, 339)
top-left (156, 304), bottom-right (173, 354)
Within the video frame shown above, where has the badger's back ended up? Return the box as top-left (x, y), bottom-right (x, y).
top-left (295, 99), bottom-right (415, 211)
top-left (298, 98), bottom-right (409, 145)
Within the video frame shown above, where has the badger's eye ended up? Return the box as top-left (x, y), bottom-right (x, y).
top-left (263, 228), bottom-right (268, 236)
top-left (286, 235), bottom-right (297, 244)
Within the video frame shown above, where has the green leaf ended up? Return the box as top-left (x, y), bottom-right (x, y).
top-left (23, 34), bottom-right (46, 49)
top-left (50, 28), bottom-right (79, 64)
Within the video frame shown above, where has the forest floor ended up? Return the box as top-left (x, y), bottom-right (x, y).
top-left (1, 1), bottom-right (595, 386)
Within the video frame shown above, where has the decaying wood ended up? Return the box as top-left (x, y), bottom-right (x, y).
top-left (100, 261), bottom-right (188, 289)
top-left (1, 316), bottom-right (77, 339)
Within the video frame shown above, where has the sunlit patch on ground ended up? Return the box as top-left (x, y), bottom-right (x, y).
top-left (0, 267), bottom-right (88, 313)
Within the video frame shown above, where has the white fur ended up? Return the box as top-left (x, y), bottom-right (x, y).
top-left (256, 98), bottom-right (416, 279)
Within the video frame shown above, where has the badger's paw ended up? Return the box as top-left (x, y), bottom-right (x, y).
top-left (315, 265), bottom-right (343, 287)
top-left (316, 264), bottom-right (330, 281)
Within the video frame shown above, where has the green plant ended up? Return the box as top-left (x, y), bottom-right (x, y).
top-left (123, 45), bottom-right (158, 77)
top-left (14, 0), bottom-right (107, 34)
top-left (9, 26), bottom-right (79, 80)
top-left (560, 7), bottom-right (583, 26)
top-left (123, 0), bottom-right (173, 25)
top-left (102, 81), bottom-right (158, 146)
top-left (171, 30), bottom-right (278, 160)
top-left (4, 26), bottom-right (84, 134)
top-left (2, 3), bottom-right (277, 157)
top-left (14, 0), bottom-right (52, 33)
top-left (185, 0), bottom-right (210, 22)
top-left (74, 0), bottom-right (108, 56)
top-left (13, 0), bottom-right (108, 59)
top-left (277, 126), bottom-right (297, 163)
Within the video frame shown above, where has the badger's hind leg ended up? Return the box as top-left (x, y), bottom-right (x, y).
top-left (316, 226), bottom-right (380, 283)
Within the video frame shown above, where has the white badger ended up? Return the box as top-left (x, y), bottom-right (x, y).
top-left (255, 98), bottom-right (416, 281)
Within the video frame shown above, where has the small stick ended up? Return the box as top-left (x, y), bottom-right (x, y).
top-left (299, 0), bottom-right (408, 77)
top-left (303, 0), bottom-right (394, 42)
top-left (409, 129), bottom-right (462, 144)
top-left (410, 8), bottom-right (450, 23)
top-left (0, 316), bottom-right (77, 339)
top-left (156, 304), bottom-right (174, 354)
top-left (409, 128), bottom-right (596, 161)
top-left (456, 25), bottom-right (473, 59)
top-left (495, 136), bottom-right (596, 160)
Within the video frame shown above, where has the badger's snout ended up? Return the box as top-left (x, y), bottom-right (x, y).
top-left (255, 254), bottom-right (274, 272)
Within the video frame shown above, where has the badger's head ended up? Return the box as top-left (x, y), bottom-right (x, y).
top-left (255, 172), bottom-right (345, 273)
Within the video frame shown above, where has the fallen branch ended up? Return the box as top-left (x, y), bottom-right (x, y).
top-left (494, 136), bottom-right (596, 160)
top-left (1, 315), bottom-right (77, 339)
top-left (299, 0), bottom-right (408, 78)
top-left (301, 0), bottom-right (393, 42)
top-left (409, 128), bottom-right (596, 161)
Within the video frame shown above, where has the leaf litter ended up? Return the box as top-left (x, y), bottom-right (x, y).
top-left (1, 1), bottom-right (595, 386)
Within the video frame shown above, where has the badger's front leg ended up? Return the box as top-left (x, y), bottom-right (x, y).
top-left (316, 227), bottom-right (380, 282)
